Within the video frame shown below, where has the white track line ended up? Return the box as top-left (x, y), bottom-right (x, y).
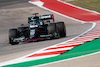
top-left (34, 51), bottom-right (100, 67)
top-left (0, 21), bottom-right (96, 67)
top-left (0, 0), bottom-right (98, 66)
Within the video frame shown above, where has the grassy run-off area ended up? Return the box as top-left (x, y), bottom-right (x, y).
top-left (62, 0), bottom-right (100, 13)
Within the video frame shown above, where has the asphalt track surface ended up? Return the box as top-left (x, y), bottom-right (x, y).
top-left (0, 0), bottom-right (92, 65)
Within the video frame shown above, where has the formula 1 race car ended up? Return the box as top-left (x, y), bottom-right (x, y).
top-left (9, 13), bottom-right (66, 45)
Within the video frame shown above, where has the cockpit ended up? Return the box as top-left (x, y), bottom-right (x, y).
top-left (30, 19), bottom-right (44, 26)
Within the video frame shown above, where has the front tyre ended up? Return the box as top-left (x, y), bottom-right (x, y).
top-left (48, 23), bottom-right (60, 39)
top-left (9, 29), bottom-right (19, 45)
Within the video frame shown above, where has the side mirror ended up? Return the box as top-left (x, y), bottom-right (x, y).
top-left (47, 21), bottom-right (50, 23)
top-left (21, 24), bottom-right (24, 26)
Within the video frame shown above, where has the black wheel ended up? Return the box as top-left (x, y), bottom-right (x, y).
top-left (56, 22), bottom-right (66, 37)
top-left (9, 29), bottom-right (19, 45)
top-left (47, 23), bottom-right (60, 39)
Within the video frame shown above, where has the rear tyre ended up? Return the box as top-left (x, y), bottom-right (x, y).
top-left (48, 23), bottom-right (60, 39)
top-left (56, 22), bottom-right (66, 37)
top-left (9, 29), bottom-right (19, 45)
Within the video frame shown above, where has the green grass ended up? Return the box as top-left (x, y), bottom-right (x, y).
top-left (63, 0), bottom-right (100, 13)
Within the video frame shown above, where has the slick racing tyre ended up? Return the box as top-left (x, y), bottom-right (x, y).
top-left (9, 29), bottom-right (19, 45)
top-left (56, 22), bottom-right (66, 37)
top-left (48, 23), bottom-right (60, 39)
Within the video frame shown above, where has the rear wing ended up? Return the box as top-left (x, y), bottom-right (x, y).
top-left (39, 14), bottom-right (54, 22)
top-left (28, 14), bottom-right (54, 23)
